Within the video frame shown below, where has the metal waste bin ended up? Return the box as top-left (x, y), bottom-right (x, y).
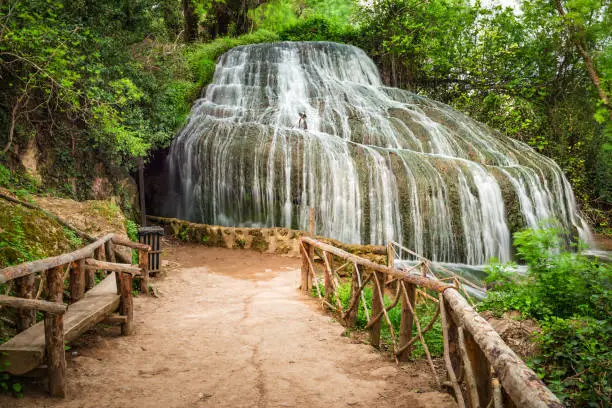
top-left (138, 226), bottom-right (164, 274)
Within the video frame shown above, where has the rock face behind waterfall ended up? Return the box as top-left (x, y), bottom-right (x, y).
top-left (161, 41), bottom-right (590, 264)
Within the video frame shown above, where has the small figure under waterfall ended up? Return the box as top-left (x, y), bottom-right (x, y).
top-left (297, 112), bottom-right (308, 130)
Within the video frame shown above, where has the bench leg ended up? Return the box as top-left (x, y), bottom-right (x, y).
top-left (119, 273), bottom-right (134, 335)
top-left (44, 313), bottom-right (66, 397)
top-left (46, 265), bottom-right (66, 397)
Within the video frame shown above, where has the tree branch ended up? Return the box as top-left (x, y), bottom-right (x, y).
top-left (554, 0), bottom-right (611, 120)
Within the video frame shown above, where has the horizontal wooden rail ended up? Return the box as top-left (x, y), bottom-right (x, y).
top-left (0, 234), bottom-right (115, 284)
top-left (84, 259), bottom-right (142, 275)
top-left (390, 241), bottom-right (484, 291)
top-left (301, 236), bottom-right (452, 292)
top-left (0, 295), bottom-right (67, 314)
top-left (111, 236), bottom-right (150, 251)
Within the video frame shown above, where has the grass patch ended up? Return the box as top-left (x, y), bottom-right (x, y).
top-left (311, 274), bottom-right (443, 358)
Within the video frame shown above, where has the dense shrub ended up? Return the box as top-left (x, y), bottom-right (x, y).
top-left (278, 17), bottom-right (360, 44)
top-left (479, 224), bottom-right (611, 406)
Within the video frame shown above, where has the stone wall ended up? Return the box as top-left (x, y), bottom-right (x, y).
top-left (147, 216), bottom-right (388, 263)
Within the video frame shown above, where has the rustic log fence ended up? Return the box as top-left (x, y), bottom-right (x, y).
top-left (300, 236), bottom-right (562, 408)
top-left (0, 234), bottom-right (150, 397)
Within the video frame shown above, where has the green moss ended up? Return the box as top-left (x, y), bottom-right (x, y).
top-left (186, 30), bottom-right (279, 89)
top-left (0, 201), bottom-right (72, 268)
top-left (276, 243), bottom-right (291, 254)
top-left (87, 201), bottom-right (124, 232)
top-left (235, 237), bottom-right (247, 248)
top-left (216, 229), bottom-right (227, 248)
top-left (249, 230), bottom-right (269, 252)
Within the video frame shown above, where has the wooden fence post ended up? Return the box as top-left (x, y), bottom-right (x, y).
top-left (138, 248), bottom-right (149, 295)
top-left (106, 240), bottom-right (121, 295)
top-left (309, 207), bottom-right (315, 235)
top-left (369, 270), bottom-right (384, 348)
top-left (464, 328), bottom-right (492, 407)
top-left (118, 272), bottom-right (134, 335)
top-left (345, 264), bottom-right (360, 327)
top-left (69, 259), bottom-right (85, 303)
top-left (324, 251), bottom-right (333, 304)
top-left (15, 274), bottom-right (36, 331)
top-left (300, 241), bottom-right (311, 293)
top-left (441, 294), bottom-right (464, 407)
top-left (105, 240), bottom-right (116, 279)
top-left (398, 282), bottom-right (416, 360)
top-left (45, 266), bottom-right (66, 397)
top-left (89, 246), bottom-right (105, 290)
top-left (387, 242), bottom-right (394, 269)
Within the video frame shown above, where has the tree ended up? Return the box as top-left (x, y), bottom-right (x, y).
top-left (182, 0), bottom-right (198, 42)
top-left (554, 0), bottom-right (612, 121)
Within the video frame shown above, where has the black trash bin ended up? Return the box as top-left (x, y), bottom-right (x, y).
top-left (138, 226), bottom-right (164, 274)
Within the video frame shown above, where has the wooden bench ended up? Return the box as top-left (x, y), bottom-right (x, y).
top-left (0, 234), bottom-right (150, 397)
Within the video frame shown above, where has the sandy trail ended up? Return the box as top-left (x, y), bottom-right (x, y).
top-left (1, 244), bottom-right (456, 408)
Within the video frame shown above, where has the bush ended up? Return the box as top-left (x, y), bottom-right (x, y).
top-left (278, 17), bottom-right (360, 44)
top-left (479, 224), bottom-right (612, 406)
top-left (186, 30), bottom-right (280, 88)
top-left (532, 317), bottom-right (611, 406)
top-left (125, 220), bottom-right (139, 242)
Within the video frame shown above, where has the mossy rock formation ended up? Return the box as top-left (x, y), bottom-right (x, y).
top-left (155, 42), bottom-right (590, 264)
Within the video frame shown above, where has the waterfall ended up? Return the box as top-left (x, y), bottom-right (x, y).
top-left (163, 41), bottom-right (591, 264)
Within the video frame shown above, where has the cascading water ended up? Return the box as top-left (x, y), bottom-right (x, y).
top-left (162, 41), bottom-right (591, 265)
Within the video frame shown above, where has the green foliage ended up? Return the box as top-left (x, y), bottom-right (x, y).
top-left (250, 0), bottom-right (355, 33)
top-left (234, 237), bottom-right (246, 248)
top-left (353, 0), bottom-right (611, 228)
top-left (89, 201), bottom-right (122, 223)
top-left (0, 1), bottom-right (278, 197)
top-left (0, 164), bottom-right (39, 196)
top-left (0, 0), bottom-right (609, 235)
top-left (0, 199), bottom-right (75, 268)
top-left (186, 30), bottom-right (279, 88)
top-left (124, 219), bottom-right (139, 263)
top-left (0, 0), bottom-right (151, 158)
top-left (313, 275), bottom-right (443, 358)
top-left (532, 316), bottom-right (610, 406)
top-left (125, 220), bottom-right (139, 242)
top-left (479, 224), bottom-right (611, 406)
top-left (278, 17), bottom-right (359, 43)
top-left (249, 0), bottom-right (300, 32)
top-left (0, 214), bottom-right (33, 265)
top-left (63, 227), bottom-right (83, 249)
top-left (0, 354), bottom-right (23, 397)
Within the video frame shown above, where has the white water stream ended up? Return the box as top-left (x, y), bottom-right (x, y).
top-left (165, 42), bottom-right (591, 264)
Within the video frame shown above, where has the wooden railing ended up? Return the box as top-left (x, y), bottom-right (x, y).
top-left (300, 236), bottom-right (562, 408)
top-left (0, 234), bottom-right (150, 397)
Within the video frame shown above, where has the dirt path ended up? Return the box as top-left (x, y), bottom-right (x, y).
top-left (1, 244), bottom-right (456, 408)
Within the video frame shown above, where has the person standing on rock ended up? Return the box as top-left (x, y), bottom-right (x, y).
top-left (297, 112), bottom-right (308, 130)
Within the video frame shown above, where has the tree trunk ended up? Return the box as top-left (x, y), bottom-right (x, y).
top-left (554, 0), bottom-right (611, 120)
top-left (182, 0), bottom-right (198, 42)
